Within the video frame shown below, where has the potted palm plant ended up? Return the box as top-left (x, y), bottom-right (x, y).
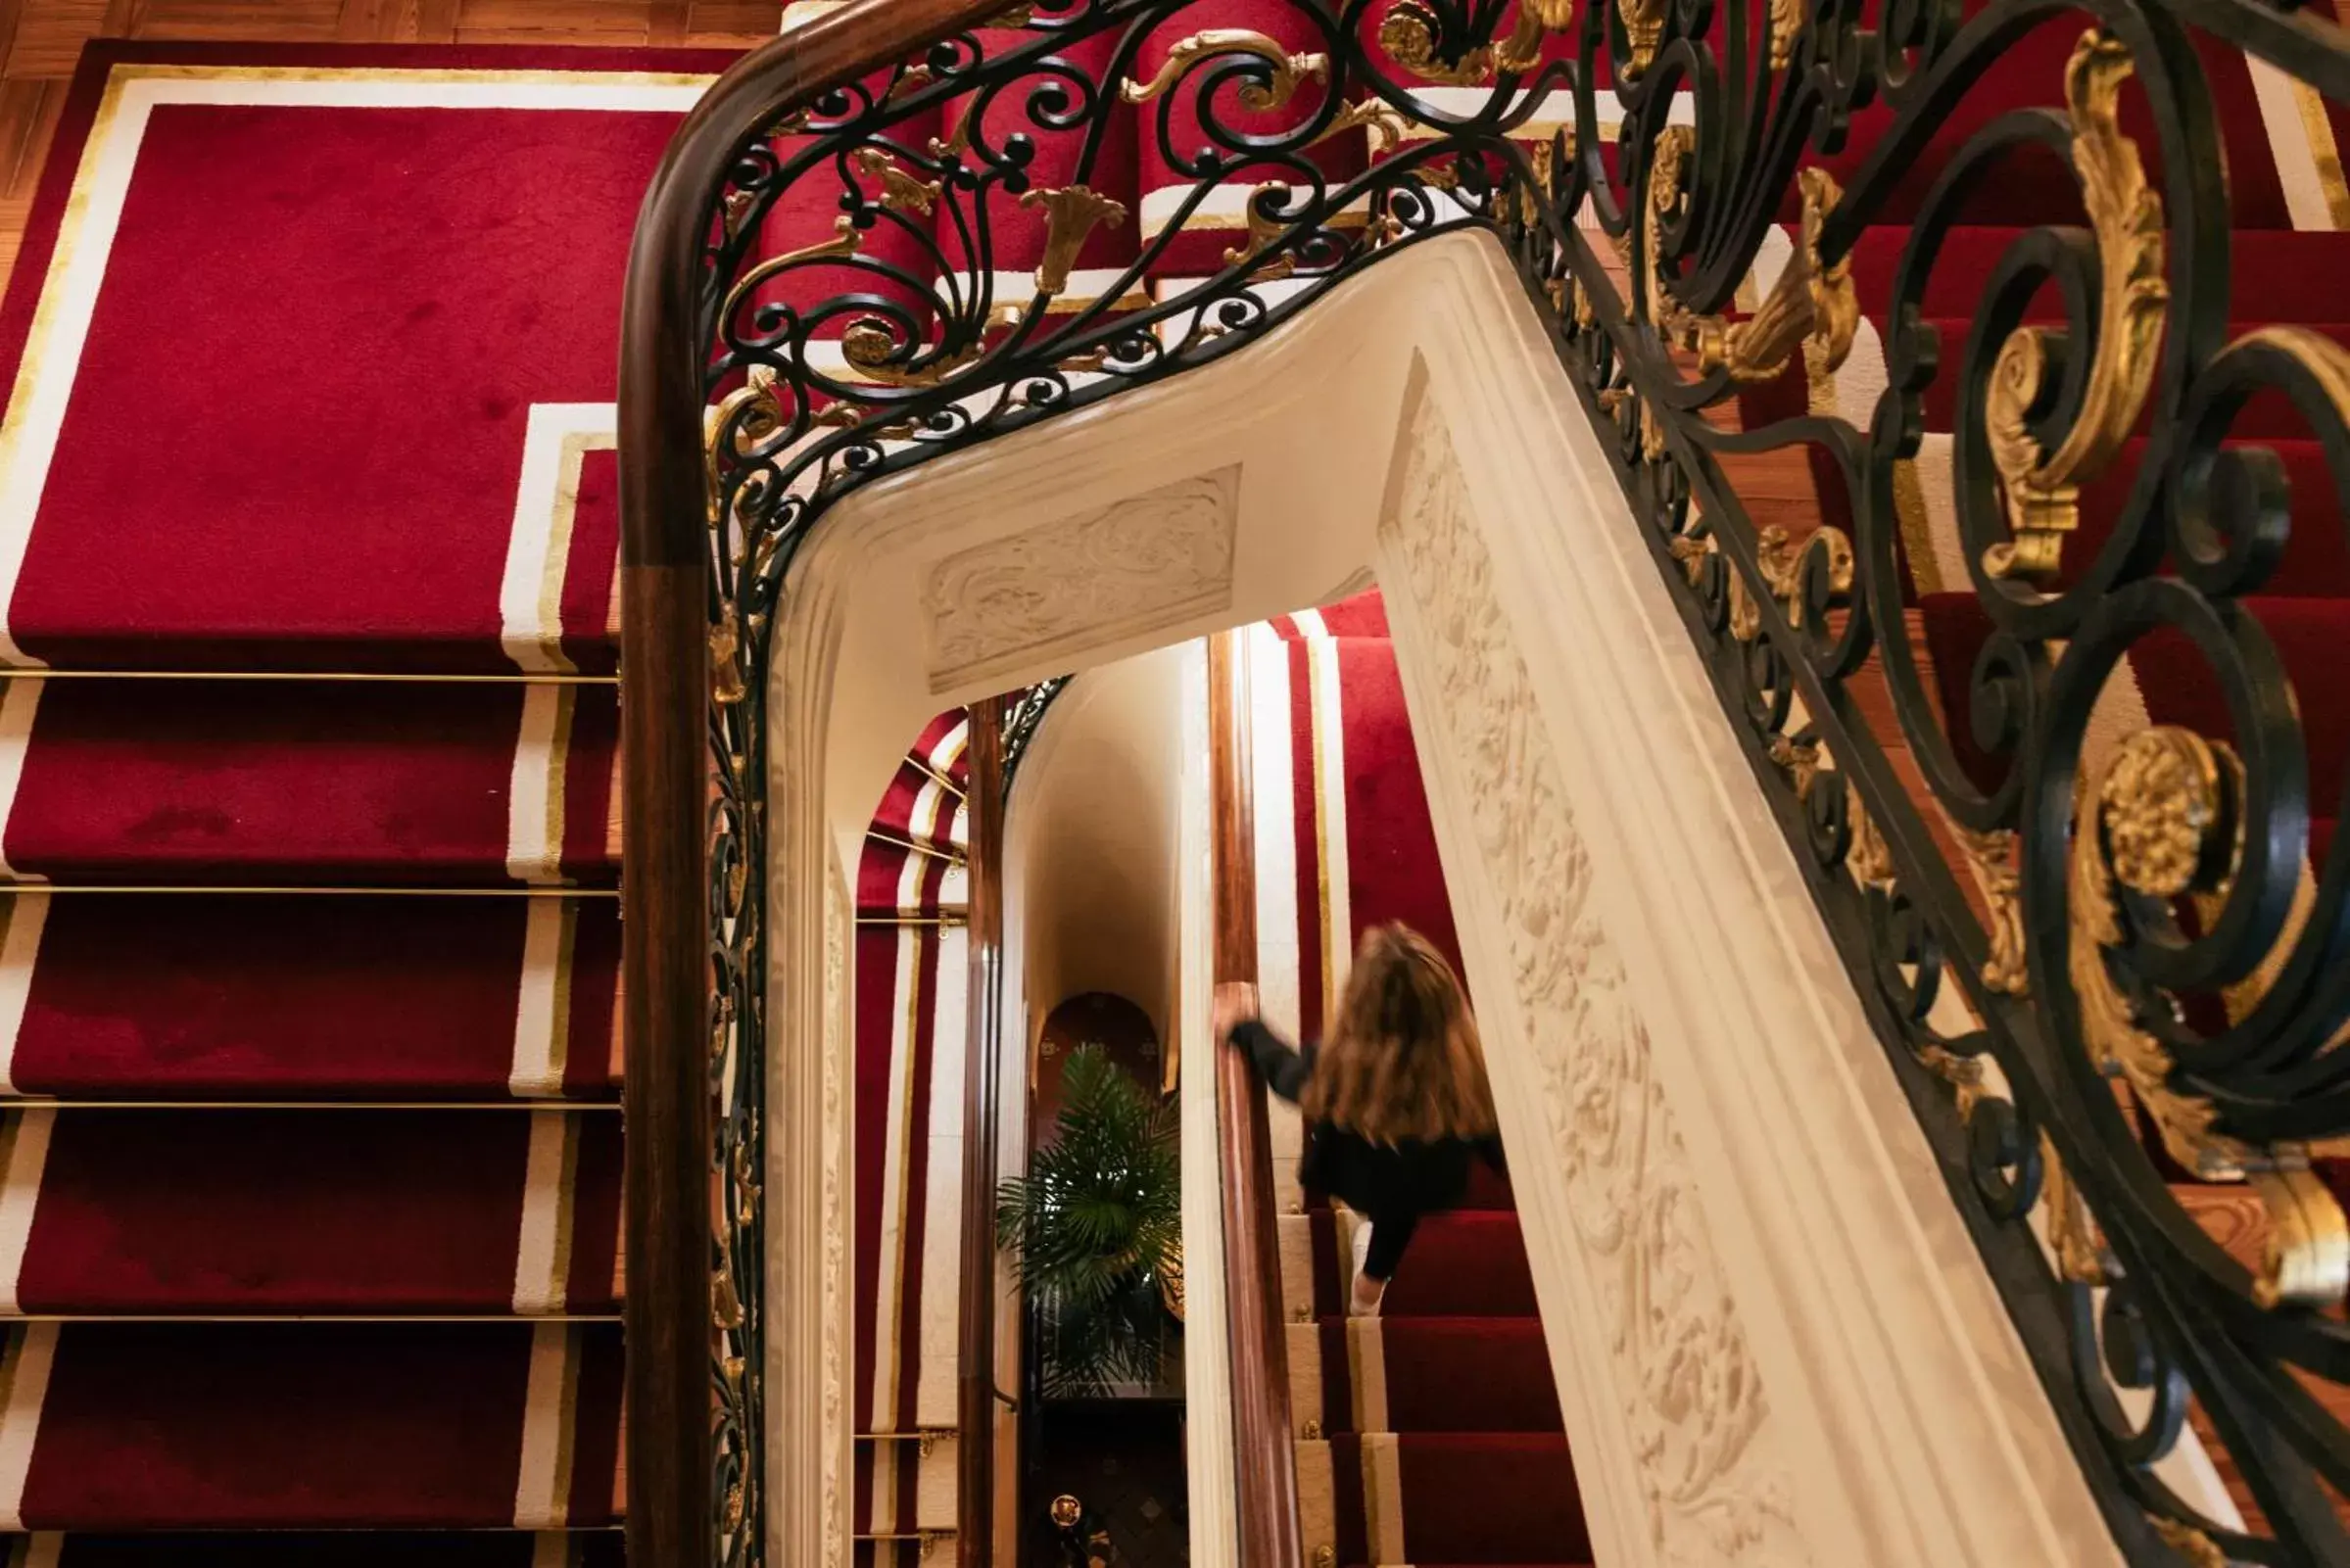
top-left (998, 1043), bottom-right (1183, 1399)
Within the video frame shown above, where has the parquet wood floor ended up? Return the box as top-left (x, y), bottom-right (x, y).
top-left (0, 0), bottom-right (786, 289)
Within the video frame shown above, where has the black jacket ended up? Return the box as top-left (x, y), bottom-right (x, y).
top-left (1230, 1018), bottom-right (1506, 1280)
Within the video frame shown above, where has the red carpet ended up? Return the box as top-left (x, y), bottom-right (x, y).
top-left (0, 39), bottom-right (745, 1554)
top-left (1256, 596), bottom-right (1590, 1567)
top-left (849, 712), bottom-right (973, 1561)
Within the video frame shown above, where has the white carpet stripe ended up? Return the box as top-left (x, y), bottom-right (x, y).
top-left (2248, 53), bottom-right (2349, 230)
top-left (939, 269), bottom-right (1150, 314)
top-left (513, 1321), bottom-right (579, 1528)
top-left (1361, 1431), bottom-right (1409, 1565)
top-left (0, 894), bottom-right (49, 1098)
top-left (507, 685), bottom-right (573, 884)
top-left (0, 682), bottom-right (42, 883)
top-left (1247, 625), bottom-right (1304, 1042)
top-left (1306, 638), bottom-right (1354, 1009)
top-left (502, 404), bottom-right (616, 675)
top-left (1246, 625), bottom-right (1310, 1206)
top-left (510, 898), bottom-right (576, 1098)
top-left (914, 922), bottom-right (970, 1427)
top-left (1348, 1317), bottom-right (1391, 1434)
top-left (513, 1110), bottom-right (576, 1315)
top-left (867, 912), bottom-right (924, 1451)
top-left (1138, 184), bottom-right (1372, 238)
top-left (0, 1110), bottom-right (51, 1317)
top-left (0, 1323), bottom-right (57, 1530)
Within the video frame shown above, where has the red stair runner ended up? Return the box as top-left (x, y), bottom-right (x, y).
top-left (0, 40), bottom-right (740, 1555)
top-left (1261, 597), bottom-right (1591, 1568)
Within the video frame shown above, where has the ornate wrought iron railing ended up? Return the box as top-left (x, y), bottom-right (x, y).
top-left (619, 0), bottom-right (2350, 1562)
top-left (1001, 676), bottom-right (1073, 791)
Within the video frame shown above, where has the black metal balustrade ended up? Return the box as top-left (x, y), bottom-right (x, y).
top-left (619, 0), bottom-right (2350, 1562)
top-left (1003, 676), bottom-right (1074, 790)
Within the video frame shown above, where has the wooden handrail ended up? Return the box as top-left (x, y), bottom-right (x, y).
top-left (1206, 631), bottom-right (1305, 1566)
top-left (617, 5), bottom-right (1008, 1567)
top-left (957, 696), bottom-right (1008, 1566)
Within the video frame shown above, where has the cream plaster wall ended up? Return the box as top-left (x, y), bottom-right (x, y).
top-left (759, 230), bottom-right (2133, 1568)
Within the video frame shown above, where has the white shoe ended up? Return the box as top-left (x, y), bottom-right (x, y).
top-left (1348, 1220), bottom-right (1381, 1316)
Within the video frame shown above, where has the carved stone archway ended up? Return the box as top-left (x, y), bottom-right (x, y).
top-left (761, 231), bottom-right (2118, 1567)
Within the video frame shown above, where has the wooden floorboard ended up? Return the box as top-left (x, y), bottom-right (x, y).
top-left (0, 0), bottom-right (784, 297)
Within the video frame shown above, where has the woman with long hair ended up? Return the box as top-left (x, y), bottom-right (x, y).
top-left (1213, 923), bottom-right (1504, 1316)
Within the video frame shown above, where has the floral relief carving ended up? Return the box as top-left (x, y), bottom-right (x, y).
top-left (820, 857), bottom-right (851, 1560)
top-left (1379, 395), bottom-right (1808, 1566)
top-left (920, 464), bottom-right (1241, 690)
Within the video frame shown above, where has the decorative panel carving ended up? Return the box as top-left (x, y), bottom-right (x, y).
top-left (920, 465), bottom-right (1239, 691)
top-left (1379, 394), bottom-right (1809, 1566)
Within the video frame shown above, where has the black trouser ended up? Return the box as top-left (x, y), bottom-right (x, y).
top-left (1233, 1019), bottom-right (1425, 1280)
top-left (1325, 1190), bottom-right (1418, 1282)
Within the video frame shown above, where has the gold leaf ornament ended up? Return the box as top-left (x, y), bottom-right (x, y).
top-left (1497, 0), bottom-right (1579, 74)
top-left (1379, 0), bottom-right (1493, 85)
top-left (1123, 29), bottom-right (1329, 111)
top-left (1983, 30), bottom-right (2168, 582)
top-left (1683, 166), bottom-right (1855, 383)
top-left (1020, 185), bottom-right (1130, 297)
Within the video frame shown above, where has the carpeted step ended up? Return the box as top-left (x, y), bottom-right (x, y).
top-left (0, 1533), bottom-right (623, 1566)
top-left (1921, 592), bottom-right (2350, 807)
top-left (0, 1108), bottom-right (620, 1315)
top-left (0, 681), bottom-right (618, 887)
top-left (1799, 19), bottom-right (2309, 231)
top-left (0, 892), bottom-right (619, 1100)
top-left (1315, 1316), bottom-right (1559, 1435)
top-left (1844, 227), bottom-right (2350, 325)
top-left (1309, 1210), bottom-right (1538, 1318)
top-left (0, 82), bottom-right (678, 678)
top-left (1374, 1433), bottom-right (1587, 1565)
top-left (1905, 329), bottom-right (2350, 441)
top-left (0, 1321), bottom-right (620, 1529)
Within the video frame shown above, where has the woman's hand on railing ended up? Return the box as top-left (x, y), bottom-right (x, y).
top-left (1212, 981), bottom-right (1260, 1043)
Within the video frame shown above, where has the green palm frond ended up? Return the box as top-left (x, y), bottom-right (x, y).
top-left (996, 1042), bottom-right (1183, 1394)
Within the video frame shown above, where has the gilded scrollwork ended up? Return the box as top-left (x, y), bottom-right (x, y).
top-left (1724, 524), bottom-right (1853, 642)
top-left (2072, 728), bottom-right (2249, 1178)
top-left (1982, 31), bottom-right (2169, 582)
top-left (1379, 0), bottom-right (1494, 85)
top-left (1122, 28), bottom-right (1329, 109)
top-left (1022, 185), bottom-right (1130, 297)
top-left (850, 146), bottom-right (941, 214)
top-left (2073, 728), bottom-right (2348, 1308)
top-left (1496, 0), bottom-right (1578, 75)
top-left (2040, 1133), bottom-right (2113, 1286)
top-left (1678, 168), bottom-right (1856, 385)
top-left (1617, 0), bottom-right (1667, 78)
top-left (1952, 825), bottom-right (2028, 997)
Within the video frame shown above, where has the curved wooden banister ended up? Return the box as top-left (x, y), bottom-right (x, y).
top-left (617, 7), bottom-right (1008, 1568)
top-left (958, 696), bottom-right (1008, 1566)
top-left (1207, 631), bottom-right (1306, 1566)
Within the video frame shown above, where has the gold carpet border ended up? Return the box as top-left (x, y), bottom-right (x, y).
top-left (0, 884), bottom-right (617, 897)
top-left (0, 670), bottom-right (617, 684)
top-left (102, 64), bottom-right (719, 89)
top-left (0, 1100), bottom-right (621, 1111)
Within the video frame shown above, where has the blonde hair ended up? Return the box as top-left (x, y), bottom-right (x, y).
top-left (1302, 924), bottom-right (1496, 1145)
